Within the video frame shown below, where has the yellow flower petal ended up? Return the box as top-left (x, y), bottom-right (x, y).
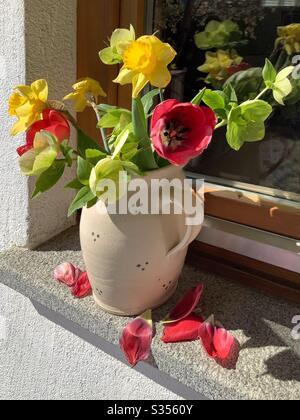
top-left (149, 65), bottom-right (172, 89)
top-left (31, 79), bottom-right (48, 102)
top-left (8, 92), bottom-right (26, 116)
top-left (64, 78), bottom-right (106, 112)
top-left (115, 34), bottom-right (176, 97)
top-left (132, 73), bottom-right (149, 98)
top-left (113, 67), bottom-right (135, 85)
top-left (10, 118), bottom-right (28, 136)
top-left (15, 85), bottom-right (35, 100)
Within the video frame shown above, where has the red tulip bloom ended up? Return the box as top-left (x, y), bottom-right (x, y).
top-left (151, 100), bottom-right (216, 166)
top-left (199, 316), bottom-right (237, 361)
top-left (54, 262), bottom-right (82, 287)
top-left (120, 310), bottom-right (153, 367)
top-left (17, 109), bottom-right (70, 156)
top-left (164, 284), bottom-right (204, 324)
top-left (227, 62), bottom-right (251, 77)
top-left (161, 314), bottom-right (203, 343)
top-left (71, 272), bottom-right (92, 298)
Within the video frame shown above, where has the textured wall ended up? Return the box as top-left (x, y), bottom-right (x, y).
top-left (0, 0), bottom-right (77, 250)
top-left (0, 0), bottom-right (29, 250)
top-left (0, 283), bottom-right (181, 400)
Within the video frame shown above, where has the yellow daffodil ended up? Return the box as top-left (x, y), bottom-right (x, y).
top-left (63, 78), bottom-right (107, 112)
top-left (277, 24), bottom-right (300, 55)
top-left (99, 25), bottom-right (135, 65)
top-left (198, 49), bottom-right (243, 81)
top-left (114, 35), bottom-right (176, 98)
top-left (8, 79), bottom-right (48, 136)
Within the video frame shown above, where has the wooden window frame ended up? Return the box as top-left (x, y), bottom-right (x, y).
top-left (77, 0), bottom-right (300, 302)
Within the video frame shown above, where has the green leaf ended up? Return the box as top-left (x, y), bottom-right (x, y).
top-left (86, 196), bottom-right (98, 208)
top-left (112, 128), bottom-right (130, 159)
top-left (224, 67), bottom-right (263, 102)
top-left (99, 47), bottom-right (122, 65)
top-left (132, 97), bottom-right (158, 171)
top-left (191, 88), bottom-right (206, 105)
top-left (60, 141), bottom-right (74, 167)
top-left (65, 178), bottom-right (83, 190)
top-left (85, 148), bottom-right (107, 165)
top-left (226, 99), bottom-right (273, 151)
top-left (202, 89), bottom-right (226, 110)
top-left (77, 156), bottom-right (94, 186)
top-left (32, 161), bottom-right (65, 198)
top-left (223, 83), bottom-right (238, 105)
top-left (262, 59), bottom-right (277, 85)
top-left (77, 130), bottom-right (102, 158)
top-left (141, 89), bottom-right (160, 115)
top-left (68, 186), bottom-right (95, 217)
top-left (97, 104), bottom-right (118, 113)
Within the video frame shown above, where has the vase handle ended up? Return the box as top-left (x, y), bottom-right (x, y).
top-left (166, 189), bottom-right (204, 258)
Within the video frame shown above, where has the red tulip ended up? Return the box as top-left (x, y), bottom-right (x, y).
top-left (161, 313), bottom-right (203, 343)
top-left (151, 100), bottom-right (216, 166)
top-left (71, 272), bottom-right (92, 298)
top-left (120, 310), bottom-right (153, 367)
top-left (164, 284), bottom-right (204, 324)
top-left (199, 316), bottom-right (236, 361)
top-left (227, 62), bottom-right (251, 77)
top-left (54, 262), bottom-right (82, 287)
top-left (17, 109), bottom-right (70, 156)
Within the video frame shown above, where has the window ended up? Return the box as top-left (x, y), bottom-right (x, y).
top-left (149, 0), bottom-right (300, 241)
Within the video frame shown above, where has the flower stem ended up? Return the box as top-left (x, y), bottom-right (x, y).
top-left (215, 120), bottom-right (227, 130)
top-left (90, 102), bottom-right (111, 154)
top-left (159, 89), bottom-right (165, 103)
top-left (255, 87), bottom-right (270, 101)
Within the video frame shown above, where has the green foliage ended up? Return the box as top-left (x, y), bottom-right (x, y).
top-left (77, 130), bottom-right (102, 158)
top-left (68, 186), bottom-right (96, 217)
top-left (141, 89), bottom-right (160, 116)
top-left (132, 97), bottom-right (158, 171)
top-left (195, 20), bottom-right (243, 50)
top-left (224, 67), bottom-right (263, 102)
top-left (77, 156), bottom-right (94, 186)
top-left (226, 100), bottom-right (272, 151)
top-left (32, 160), bottom-right (65, 198)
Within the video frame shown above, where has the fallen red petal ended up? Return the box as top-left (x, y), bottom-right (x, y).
top-left (199, 320), bottom-right (239, 366)
top-left (120, 315), bottom-right (153, 367)
top-left (161, 313), bottom-right (203, 343)
top-left (54, 262), bottom-right (82, 287)
top-left (167, 284), bottom-right (204, 323)
top-left (71, 272), bottom-right (92, 298)
top-left (213, 327), bottom-right (235, 360)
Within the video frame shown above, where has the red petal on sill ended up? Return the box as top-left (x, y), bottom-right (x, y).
top-left (165, 283), bottom-right (204, 324)
top-left (199, 318), bottom-right (240, 368)
top-left (120, 310), bottom-right (153, 367)
top-left (71, 272), bottom-right (92, 298)
top-left (54, 262), bottom-right (82, 287)
top-left (161, 313), bottom-right (203, 343)
top-left (213, 327), bottom-right (235, 360)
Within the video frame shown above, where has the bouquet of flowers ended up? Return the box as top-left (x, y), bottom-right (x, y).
top-left (8, 25), bottom-right (295, 214)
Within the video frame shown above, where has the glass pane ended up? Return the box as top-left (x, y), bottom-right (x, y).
top-left (149, 0), bottom-right (300, 200)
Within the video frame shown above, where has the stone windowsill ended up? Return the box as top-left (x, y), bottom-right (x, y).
top-left (0, 227), bottom-right (299, 400)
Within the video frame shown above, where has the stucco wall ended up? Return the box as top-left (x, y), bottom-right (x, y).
top-left (0, 0), bottom-right (77, 250)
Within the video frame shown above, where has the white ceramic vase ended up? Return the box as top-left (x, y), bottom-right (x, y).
top-left (80, 165), bottom-right (203, 316)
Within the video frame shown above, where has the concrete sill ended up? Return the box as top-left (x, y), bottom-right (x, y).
top-left (0, 227), bottom-right (299, 400)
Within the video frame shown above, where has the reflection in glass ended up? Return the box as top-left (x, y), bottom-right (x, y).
top-left (151, 0), bottom-right (300, 198)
